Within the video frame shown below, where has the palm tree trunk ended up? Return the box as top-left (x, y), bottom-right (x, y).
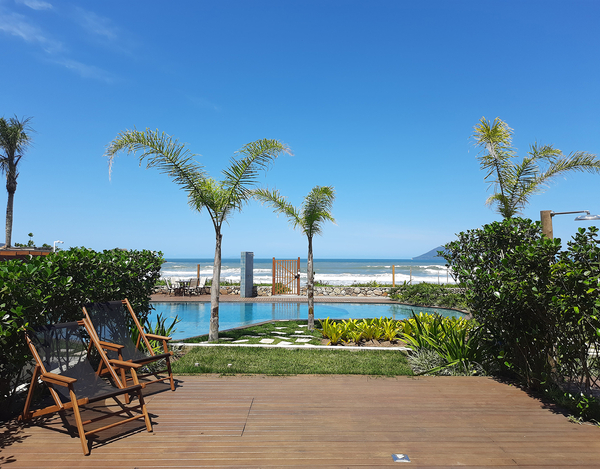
top-left (4, 188), bottom-right (14, 248)
top-left (209, 229), bottom-right (222, 342)
top-left (307, 236), bottom-right (314, 330)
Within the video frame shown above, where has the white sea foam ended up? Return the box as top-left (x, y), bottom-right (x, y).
top-left (160, 259), bottom-right (455, 285)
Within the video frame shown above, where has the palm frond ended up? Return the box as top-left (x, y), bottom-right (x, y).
top-left (472, 117), bottom-right (515, 190)
top-left (485, 193), bottom-right (517, 219)
top-left (220, 139), bottom-right (291, 215)
top-left (301, 186), bottom-right (336, 237)
top-left (538, 151), bottom-right (600, 182)
top-left (105, 128), bottom-right (205, 188)
top-left (253, 187), bottom-right (302, 229)
top-left (0, 116), bottom-right (34, 173)
top-left (528, 142), bottom-right (562, 163)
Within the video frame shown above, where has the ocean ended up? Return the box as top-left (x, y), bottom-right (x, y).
top-left (161, 257), bottom-right (454, 285)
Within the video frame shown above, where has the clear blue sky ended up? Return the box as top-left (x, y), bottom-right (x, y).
top-left (1, 0), bottom-right (599, 259)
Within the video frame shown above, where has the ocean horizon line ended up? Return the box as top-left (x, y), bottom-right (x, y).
top-left (163, 257), bottom-right (444, 262)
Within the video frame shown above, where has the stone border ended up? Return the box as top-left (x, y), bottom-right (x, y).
top-left (156, 285), bottom-right (393, 297)
top-left (171, 342), bottom-right (410, 351)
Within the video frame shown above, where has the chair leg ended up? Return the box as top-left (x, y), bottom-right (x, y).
top-left (167, 359), bottom-right (175, 391)
top-left (69, 387), bottom-right (90, 456)
top-left (21, 365), bottom-right (40, 420)
top-left (137, 389), bottom-right (153, 432)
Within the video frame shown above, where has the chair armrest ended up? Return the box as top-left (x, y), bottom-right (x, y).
top-left (41, 373), bottom-right (77, 386)
top-left (109, 359), bottom-right (142, 369)
top-left (98, 340), bottom-right (125, 351)
top-left (145, 333), bottom-right (171, 342)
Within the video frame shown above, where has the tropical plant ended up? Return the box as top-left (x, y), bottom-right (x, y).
top-left (357, 318), bottom-right (383, 341)
top-left (402, 312), bottom-right (485, 375)
top-left (254, 185), bottom-right (335, 330)
top-left (105, 129), bottom-right (291, 341)
top-left (0, 116), bottom-right (34, 248)
top-left (133, 313), bottom-right (180, 355)
top-left (472, 117), bottom-right (600, 218)
top-left (443, 218), bottom-right (560, 388)
top-left (381, 317), bottom-right (402, 342)
top-left (318, 318), bottom-right (344, 345)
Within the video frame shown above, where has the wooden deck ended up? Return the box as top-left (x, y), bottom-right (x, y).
top-left (2, 375), bottom-right (600, 468)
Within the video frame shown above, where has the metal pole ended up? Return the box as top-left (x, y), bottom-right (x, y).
top-left (272, 257), bottom-right (276, 296)
top-left (392, 265), bottom-right (395, 287)
top-left (297, 257), bottom-right (300, 295)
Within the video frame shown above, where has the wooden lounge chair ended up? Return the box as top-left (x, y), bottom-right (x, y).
top-left (82, 299), bottom-right (175, 392)
top-left (21, 320), bottom-right (153, 455)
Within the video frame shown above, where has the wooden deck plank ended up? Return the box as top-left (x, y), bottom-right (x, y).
top-left (2, 375), bottom-right (599, 467)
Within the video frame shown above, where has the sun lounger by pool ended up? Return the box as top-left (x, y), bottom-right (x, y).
top-left (21, 320), bottom-right (153, 455)
top-left (82, 299), bottom-right (175, 392)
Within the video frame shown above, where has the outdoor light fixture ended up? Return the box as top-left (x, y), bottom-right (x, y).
top-left (392, 453), bottom-right (411, 463)
top-left (574, 211), bottom-right (600, 221)
top-left (540, 210), bottom-right (600, 239)
top-left (53, 240), bottom-right (64, 252)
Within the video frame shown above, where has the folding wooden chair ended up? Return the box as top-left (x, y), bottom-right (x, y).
top-left (21, 320), bottom-right (153, 455)
top-left (82, 299), bottom-right (175, 392)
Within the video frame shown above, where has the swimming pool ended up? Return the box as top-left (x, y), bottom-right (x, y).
top-left (150, 302), bottom-right (464, 340)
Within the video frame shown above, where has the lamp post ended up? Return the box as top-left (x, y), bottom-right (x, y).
top-left (53, 240), bottom-right (64, 252)
top-left (540, 210), bottom-right (600, 239)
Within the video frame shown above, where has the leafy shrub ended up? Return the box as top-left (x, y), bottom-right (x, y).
top-left (0, 247), bottom-right (163, 419)
top-left (443, 218), bottom-right (600, 402)
top-left (389, 282), bottom-right (467, 310)
top-left (402, 312), bottom-right (486, 375)
top-left (443, 218), bottom-right (560, 388)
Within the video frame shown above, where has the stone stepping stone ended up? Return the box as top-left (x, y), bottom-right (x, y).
top-left (260, 338), bottom-right (275, 344)
top-left (233, 339), bottom-right (249, 343)
top-left (277, 341), bottom-right (293, 346)
top-left (274, 327), bottom-right (287, 330)
top-left (271, 331), bottom-right (288, 335)
top-left (242, 335), bottom-right (261, 338)
top-left (220, 337), bottom-right (234, 341)
top-left (291, 335), bottom-right (314, 338)
top-left (294, 330), bottom-right (305, 334)
top-left (298, 325), bottom-right (308, 328)
top-left (295, 338), bottom-right (312, 343)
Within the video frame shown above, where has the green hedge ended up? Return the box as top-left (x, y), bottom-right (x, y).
top-left (0, 247), bottom-right (163, 418)
top-left (388, 282), bottom-right (468, 310)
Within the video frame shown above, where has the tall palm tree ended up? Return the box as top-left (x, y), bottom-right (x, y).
top-left (105, 128), bottom-right (291, 341)
top-left (254, 186), bottom-right (335, 330)
top-left (0, 116), bottom-right (33, 248)
top-left (473, 117), bottom-right (600, 219)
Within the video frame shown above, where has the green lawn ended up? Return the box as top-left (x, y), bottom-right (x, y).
top-left (172, 319), bottom-right (413, 376)
top-left (173, 346), bottom-right (413, 376)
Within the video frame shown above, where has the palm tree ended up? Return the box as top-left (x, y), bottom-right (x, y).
top-left (473, 117), bottom-right (600, 218)
top-left (105, 128), bottom-right (291, 341)
top-left (0, 116), bottom-right (33, 248)
top-left (254, 186), bottom-right (335, 330)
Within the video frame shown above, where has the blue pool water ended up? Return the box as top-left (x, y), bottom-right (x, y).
top-left (150, 302), bottom-right (464, 340)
